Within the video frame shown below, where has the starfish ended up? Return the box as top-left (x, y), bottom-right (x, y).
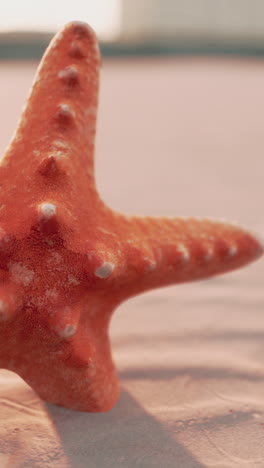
top-left (0, 21), bottom-right (262, 412)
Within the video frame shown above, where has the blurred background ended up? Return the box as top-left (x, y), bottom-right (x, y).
top-left (1, 0), bottom-right (264, 57)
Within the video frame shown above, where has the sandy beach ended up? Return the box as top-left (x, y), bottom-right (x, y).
top-left (0, 56), bottom-right (264, 467)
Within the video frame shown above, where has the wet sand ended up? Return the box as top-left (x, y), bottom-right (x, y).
top-left (0, 57), bottom-right (264, 467)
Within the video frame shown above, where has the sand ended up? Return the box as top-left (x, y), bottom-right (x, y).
top-left (0, 56), bottom-right (264, 467)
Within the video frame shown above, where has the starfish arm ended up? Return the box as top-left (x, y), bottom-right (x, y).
top-left (13, 302), bottom-right (120, 412)
top-left (0, 22), bottom-right (101, 234)
top-left (116, 215), bottom-right (263, 298)
top-left (3, 21), bottom-right (99, 172)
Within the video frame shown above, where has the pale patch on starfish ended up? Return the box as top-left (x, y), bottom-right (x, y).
top-left (47, 252), bottom-right (63, 265)
top-left (45, 289), bottom-right (58, 300)
top-left (51, 150), bottom-right (66, 158)
top-left (52, 140), bottom-right (69, 150)
top-left (126, 239), bottom-right (136, 245)
top-left (177, 244), bottom-right (190, 264)
top-left (67, 274), bottom-right (80, 286)
top-left (95, 262), bottom-right (115, 279)
top-left (8, 262), bottom-right (35, 286)
top-left (97, 227), bottom-right (116, 237)
top-left (44, 238), bottom-right (54, 247)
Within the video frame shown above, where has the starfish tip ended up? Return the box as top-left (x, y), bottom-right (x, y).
top-left (56, 20), bottom-right (100, 60)
top-left (249, 229), bottom-right (264, 256)
top-left (66, 20), bottom-right (97, 37)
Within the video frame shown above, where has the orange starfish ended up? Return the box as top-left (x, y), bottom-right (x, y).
top-left (0, 22), bottom-right (262, 412)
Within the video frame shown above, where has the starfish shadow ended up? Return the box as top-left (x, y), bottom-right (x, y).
top-left (44, 389), bottom-right (205, 468)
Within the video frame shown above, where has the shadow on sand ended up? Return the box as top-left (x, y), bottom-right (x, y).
top-left (44, 326), bottom-right (264, 468)
top-left (45, 389), bottom-right (205, 468)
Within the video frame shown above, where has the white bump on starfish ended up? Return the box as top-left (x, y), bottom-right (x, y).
top-left (56, 104), bottom-right (75, 124)
top-left (59, 324), bottom-right (77, 339)
top-left (58, 66), bottom-right (79, 86)
top-left (143, 257), bottom-right (156, 272)
top-left (147, 261), bottom-right (157, 272)
top-left (51, 304), bottom-right (81, 339)
top-left (228, 245), bottom-right (238, 257)
top-left (203, 246), bottom-right (214, 262)
top-left (39, 202), bottom-right (57, 221)
top-left (69, 41), bottom-right (86, 58)
top-left (95, 262), bottom-right (115, 279)
top-left (38, 155), bottom-right (58, 176)
top-left (177, 244), bottom-right (190, 264)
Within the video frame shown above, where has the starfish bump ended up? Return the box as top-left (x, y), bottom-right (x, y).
top-left (0, 22), bottom-right (262, 412)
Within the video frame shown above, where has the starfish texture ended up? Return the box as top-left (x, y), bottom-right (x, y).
top-left (0, 22), bottom-right (262, 412)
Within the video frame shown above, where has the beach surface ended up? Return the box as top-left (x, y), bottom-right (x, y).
top-left (0, 56), bottom-right (264, 467)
